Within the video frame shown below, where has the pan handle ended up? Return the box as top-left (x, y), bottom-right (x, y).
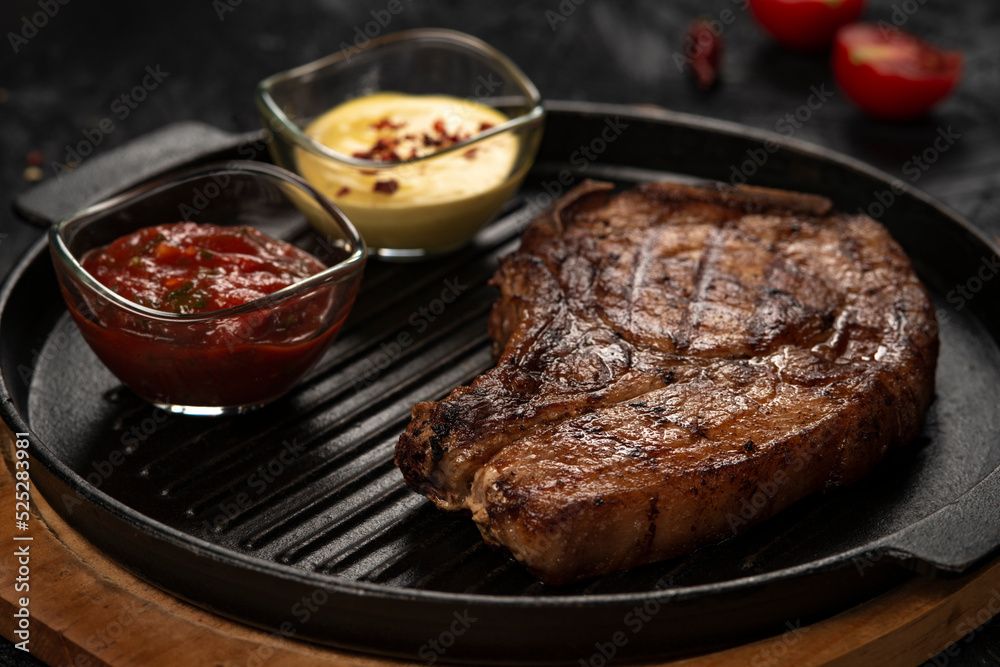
top-left (12, 122), bottom-right (264, 226)
top-left (877, 465), bottom-right (1000, 573)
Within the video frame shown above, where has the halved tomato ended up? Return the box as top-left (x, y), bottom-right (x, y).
top-left (749, 0), bottom-right (866, 51)
top-left (833, 23), bottom-right (963, 120)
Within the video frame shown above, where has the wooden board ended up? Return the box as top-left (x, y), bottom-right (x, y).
top-left (2, 422), bottom-right (999, 667)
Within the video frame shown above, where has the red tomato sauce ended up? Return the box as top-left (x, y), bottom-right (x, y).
top-left (82, 222), bottom-right (326, 314)
top-left (70, 222), bottom-right (344, 408)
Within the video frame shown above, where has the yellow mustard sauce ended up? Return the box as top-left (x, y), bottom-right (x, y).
top-left (297, 92), bottom-right (521, 252)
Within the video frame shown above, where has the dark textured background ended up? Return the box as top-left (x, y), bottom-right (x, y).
top-left (1, 1), bottom-right (998, 665)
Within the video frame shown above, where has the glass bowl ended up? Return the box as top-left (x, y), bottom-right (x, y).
top-left (49, 161), bottom-right (366, 416)
top-left (255, 28), bottom-right (545, 261)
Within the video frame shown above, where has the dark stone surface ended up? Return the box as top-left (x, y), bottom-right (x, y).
top-left (0, 1), bottom-right (998, 665)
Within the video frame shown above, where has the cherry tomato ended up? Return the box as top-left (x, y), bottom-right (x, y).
top-left (749, 0), bottom-right (866, 51)
top-left (833, 23), bottom-right (963, 120)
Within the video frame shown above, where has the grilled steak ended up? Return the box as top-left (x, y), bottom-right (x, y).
top-left (395, 180), bottom-right (938, 585)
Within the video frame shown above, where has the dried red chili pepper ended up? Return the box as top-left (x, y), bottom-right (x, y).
top-left (685, 18), bottom-right (723, 92)
top-left (371, 117), bottom-right (405, 130)
top-left (373, 179), bottom-right (399, 194)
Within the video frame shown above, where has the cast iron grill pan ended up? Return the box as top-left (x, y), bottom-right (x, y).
top-left (3, 103), bottom-right (1000, 664)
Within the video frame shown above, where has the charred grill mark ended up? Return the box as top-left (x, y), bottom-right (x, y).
top-left (682, 224), bottom-right (733, 351)
top-left (440, 404), bottom-right (461, 424)
top-left (625, 226), bottom-right (659, 333)
top-left (428, 422), bottom-right (452, 463)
